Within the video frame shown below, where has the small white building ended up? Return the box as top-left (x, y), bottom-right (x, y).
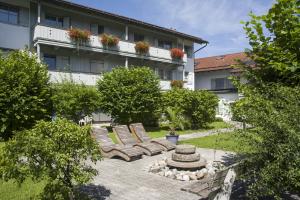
top-left (194, 52), bottom-right (249, 120)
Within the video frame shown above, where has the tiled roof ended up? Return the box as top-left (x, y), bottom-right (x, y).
top-left (195, 52), bottom-right (249, 72)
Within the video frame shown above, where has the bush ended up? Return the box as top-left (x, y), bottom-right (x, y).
top-left (0, 50), bottom-right (52, 140)
top-left (0, 118), bottom-right (101, 199)
top-left (163, 89), bottom-right (218, 129)
top-left (234, 84), bottom-right (300, 198)
top-left (97, 67), bottom-right (162, 126)
top-left (51, 79), bottom-right (101, 123)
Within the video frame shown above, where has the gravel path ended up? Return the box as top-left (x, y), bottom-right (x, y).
top-left (86, 148), bottom-right (235, 200)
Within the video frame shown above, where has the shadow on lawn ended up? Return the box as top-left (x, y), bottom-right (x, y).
top-left (79, 184), bottom-right (111, 200)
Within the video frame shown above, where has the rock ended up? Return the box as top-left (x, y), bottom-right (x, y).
top-left (206, 162), bottom-right (213, 169)
top-left (172, 169), bottom-right (178, 175)
top-left (158, 171), bottom-right (164, 176)
top-left (176, 174), bottom-right (183, 180)
top-left (158, 160), bottom-right (166, 167)
top-left (182, 175), bottom-right (190, 181)
top-left (208, 168), bottom-right (216, 176)
top-left (150, 166), bottom-right (161, 173)
top-left (197, 168), bottom-right (208, 179)
top-left (165, 170), bottom-right (173, 177)
top-left (189, 174), bottom-right (198, 180)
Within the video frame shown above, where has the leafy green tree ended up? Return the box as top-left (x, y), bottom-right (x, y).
top-left (234, 0), bottom-right (300, 197)
top-left (0, 118), bottom-right (101, 199)
top-left (0, 50), bottom-right (51, 140)
top-left (97, 67), bottom-right (162, 126)
top-left (51, 79), bottom-right (100, 123)
top-left (241, 0), bottom-right (300, 86)
top-left (163, 89), bottom-right (218, 129)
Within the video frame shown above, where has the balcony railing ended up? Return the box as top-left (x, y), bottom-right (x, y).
top-left (33, 25), bottom-right (187, 64)
top-left (49, 71), bottom-right (171, 89)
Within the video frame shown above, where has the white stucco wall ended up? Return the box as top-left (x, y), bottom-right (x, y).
top-left (195, 69), bottom-right (233, 90)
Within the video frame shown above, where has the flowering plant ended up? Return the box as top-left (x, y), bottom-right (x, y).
top-left (68, 28), bottom-right (91, 44)
top-left (170, 48), bottom-right (184, 60)
top-left (135, 41), bottom-right (150, 54)
top-left (100, 33), bottom-right (119, 47)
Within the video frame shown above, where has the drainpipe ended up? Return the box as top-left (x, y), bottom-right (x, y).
top-left (37, 0), bottom-right (41, 24)
top-left (193, 42), bottom-right (208, 55)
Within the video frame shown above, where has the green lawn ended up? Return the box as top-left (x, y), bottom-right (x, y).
top-left (179, 132), bottom-right (251, 153)
top-left (108, 121), bottom-right (232, 142)
top-left (0, 179), bottom-right (45, 200)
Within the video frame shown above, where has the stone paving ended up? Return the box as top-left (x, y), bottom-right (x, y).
top-left (88, 148), bottom-right (235, 200)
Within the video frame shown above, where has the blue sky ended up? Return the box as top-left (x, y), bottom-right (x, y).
top-left (71, 0), bottom-right (275, 58)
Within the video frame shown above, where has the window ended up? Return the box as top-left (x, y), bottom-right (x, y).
top-left (45, 14), bottom-right (63, 28)
top-left (158, 40), bottom-right (172, 49)
top-left (134, 33), bottom-right (144, 42)
top-left (184, 45), bottom-right (193, 58)
top-left (211, 77), bottom-right (234, 90)
top-left (0, 3), bottom-right (19, 25)
top-left (44, 54), bottom-right (56, 70)
top-left (90, 60), bottom-right (105, 74)
top-left (158, 69), bottom-right (164, 80)
top-left (98, 25), bottom-right (104, 35)
top-left (166, 70), bottom-right (172, 80)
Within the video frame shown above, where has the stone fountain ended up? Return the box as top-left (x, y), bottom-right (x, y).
top-left (167, 144), bottom-right (206, 170)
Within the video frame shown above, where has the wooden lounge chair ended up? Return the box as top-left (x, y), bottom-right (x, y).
top-left (129, 123), bottom-right (176, 151)
top-left (91, 127), bottom-right (144, 162)
top-left (113, 125), bottom-right (164, 156)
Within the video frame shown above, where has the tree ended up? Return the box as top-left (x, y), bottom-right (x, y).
top-left (51, 78), bottom-right (100, 123)
top-left (0, 118), bottom-right (101, 199)
top-left (97, 67), bottom-right (162, 126)
top-left (0, 50), bottom-right (52, 140)
top-left (234, 0), bottom-right (300, 197)
top-left (241, 0), bottom-right (300, 86)
top-left (163, 89), bottom-right (218, 129)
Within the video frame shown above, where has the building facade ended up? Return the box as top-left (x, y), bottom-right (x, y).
top-left (194, 52), bottom-right (248, 120)
top-left (0, 0), bottom-right (207, 92)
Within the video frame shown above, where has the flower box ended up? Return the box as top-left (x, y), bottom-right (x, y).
top-left (171, 48), bottom-right (184, 60)
top-left (135, 41), bottom-right (150, 54)
top-left (68, 28), bottom-right (91, 44)
top-left (100, 33), bottom-right (119, 47)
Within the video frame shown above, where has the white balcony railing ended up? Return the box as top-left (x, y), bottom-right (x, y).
top-left (33, 25), bottom-right (187, 63)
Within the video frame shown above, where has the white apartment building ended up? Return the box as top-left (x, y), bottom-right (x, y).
top-left (0, 0), bottom-right (207, 91)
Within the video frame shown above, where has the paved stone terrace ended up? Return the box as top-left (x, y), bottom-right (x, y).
top-left (87, 148), bottom-right (235, 200)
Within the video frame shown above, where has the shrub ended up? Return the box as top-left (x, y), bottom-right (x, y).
top-left (100, 33), bottom-right (119, 47)
top-left (135, 41), bottom-right (150, 54)
top-left (163, 89), bottom-right (218, 129)
top-left (170, 80), bottom-right (184, 89)
top-left (51, 79), bottom-right (100, 123)
top-left (0, 50), bottom-right (51, 140)
top-left (164, 107), bottom-right (190, 135)
top-left (97, 67), bottom-right (162, 126)
top-left (68, 28), bottom-right (91, 44)
top-left (234, 84), bottom-right (300, 198)
top-left (170, 48), bottom-right (184, 60)
top-left (0, 118), bottom-right (101, 199)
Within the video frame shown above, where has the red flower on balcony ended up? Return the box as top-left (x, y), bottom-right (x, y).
top-left (100, 33), bottom-right (119, 47)
top-left (171, 48), bottom-right (184, 60)
top-left (68, 28), bottom-right (91, 44)
top-left (135, 41), bottom-right (150, 54)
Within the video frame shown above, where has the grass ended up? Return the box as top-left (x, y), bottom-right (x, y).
top-left (179, 132), bottom-right (251, 153)
top-left (107, 121), bottom-right (232, 142)
top-left (0, 179), bottom-right (45, 200)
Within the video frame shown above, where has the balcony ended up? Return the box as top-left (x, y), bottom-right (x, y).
top-left (33, 25), bottom-right (187, 64)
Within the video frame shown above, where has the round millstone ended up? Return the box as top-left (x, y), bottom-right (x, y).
top-left (172, 152), bottom-right (200, 162)
top-left (175, 145), bottom-right (196, 154)
top-left (167, 158), bottom-right (207, 170)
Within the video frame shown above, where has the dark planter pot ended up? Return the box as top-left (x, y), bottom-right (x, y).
top-left (166, 135), bottom-right (179, 145)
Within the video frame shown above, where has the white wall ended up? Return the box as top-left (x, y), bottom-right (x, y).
top-left (195, 70), bottom-right (232, 90)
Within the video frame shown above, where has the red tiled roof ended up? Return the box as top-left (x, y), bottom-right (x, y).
top-left (195, 52), bottom-right (249, 72)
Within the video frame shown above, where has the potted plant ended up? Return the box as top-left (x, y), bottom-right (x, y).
top-left (68, 28), bottom-right (91, 50)
top-left (100, 33), bottom-right (119, 47)
top-left (170, 80), bottom-right (184, 89)
top-left (135, 41), bottom-right (150, 54)
top-left (165, 107), bottom-right (190, 144)
top-left (170, 48), bottom-right (184, 60)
